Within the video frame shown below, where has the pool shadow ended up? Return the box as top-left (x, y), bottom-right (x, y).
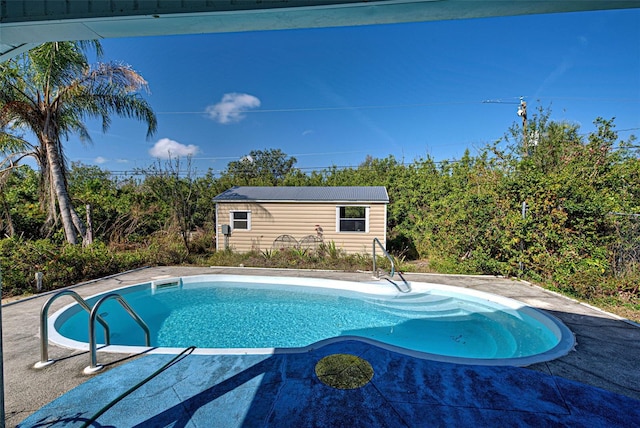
top-left (127, 340), bottom-right (411, 428)
top-left (122, 329), bottom-right (640, 428)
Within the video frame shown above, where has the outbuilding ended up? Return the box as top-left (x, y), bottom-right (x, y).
top-left (213, 186), bottom-right (389, 254)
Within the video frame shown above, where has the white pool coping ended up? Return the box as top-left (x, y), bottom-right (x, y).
top-left (47, 274), bottom-right (576, 367)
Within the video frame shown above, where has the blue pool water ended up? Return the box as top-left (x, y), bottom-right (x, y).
top-left (50, 275), bottom-right (573, 364)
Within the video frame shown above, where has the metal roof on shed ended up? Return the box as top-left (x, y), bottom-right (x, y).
top-left (213, 186), bottom-right (389, 203)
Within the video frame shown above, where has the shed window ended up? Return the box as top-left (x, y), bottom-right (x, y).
top-left (337, 206), bottom-right (368, 232)
top-left (231, 211), bottom-right (251, 230)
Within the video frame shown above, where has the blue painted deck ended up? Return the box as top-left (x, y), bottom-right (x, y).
top-left (19, 340), bottom-right (640, 427)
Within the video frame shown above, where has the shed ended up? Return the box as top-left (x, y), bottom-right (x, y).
top-left (213, 186), bottom-right (389, 254)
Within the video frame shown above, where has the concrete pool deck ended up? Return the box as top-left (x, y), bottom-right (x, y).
top-left (3, 266), bottom-right (640, 427)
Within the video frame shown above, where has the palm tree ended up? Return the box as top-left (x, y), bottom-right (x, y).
top-left (0, 41), bottom-right (157, 244)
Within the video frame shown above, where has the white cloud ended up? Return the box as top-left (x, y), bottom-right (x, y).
top-left (149, 138), bottom-right (200, 159)
top-left (116, 158), bottom-right (129, 164)
top-left (94, 156), bottom-right (108, 164)
top-left (205, 93), bottom-right (261, 124)
top-left (302, 130), bottom-right (314, 136)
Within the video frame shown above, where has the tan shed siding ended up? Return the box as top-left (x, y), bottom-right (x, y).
top-left (216, 202), bottom-right (386, 254)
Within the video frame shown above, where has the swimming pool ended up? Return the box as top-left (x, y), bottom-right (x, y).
top-left (48, 274), bottom-right (575, 366)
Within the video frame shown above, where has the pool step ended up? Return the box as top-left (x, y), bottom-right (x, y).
top-left (366, 294), bottom-right (467, 318)
top-left (368, 293), bottom-right (455, 309)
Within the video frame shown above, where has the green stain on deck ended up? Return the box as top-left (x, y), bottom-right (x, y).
top-left (315, 354), bottom-right (374, 389)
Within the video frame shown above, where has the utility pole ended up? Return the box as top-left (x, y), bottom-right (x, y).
top-left (519, 201), bottom-right (527, 274)
top-left (481, 96), bottom-right (528, 154)
top-left (517, 97), bottom-right (528, 156)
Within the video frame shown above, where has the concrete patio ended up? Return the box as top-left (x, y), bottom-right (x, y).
top-left (3, 266), bottom-right (640, 427)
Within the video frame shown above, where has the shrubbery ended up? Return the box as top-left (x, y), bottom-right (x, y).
top-left (1, 113), bottom-right (638, 321)
top-left (0, 238), bottom-right (148, 296)
top-left (207, 243), bottom-right (394, 273)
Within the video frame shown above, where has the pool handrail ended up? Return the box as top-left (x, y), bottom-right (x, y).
top-left (85, 293), bottom-right (151, 374)
top-left (372, 238), bottom-right (411, 293)
top-left (373, 237), bottom-right (395, 278)
top-left (35, 290), bottom-right (110, 368)
top-left (384, 272), bottom-right (411, 293)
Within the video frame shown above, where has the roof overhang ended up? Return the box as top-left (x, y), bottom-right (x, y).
top-left (2, 0), bottom-right (640, 61)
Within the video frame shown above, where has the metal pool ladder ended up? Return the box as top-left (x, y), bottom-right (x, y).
top-left (35, 290), bottom-right (110, 369)
top-left (372, 238), bottom-right (411, 293)
top-left (35, 289), bottom-right (151, 374)
top-left (84, 293), bottom-right (151, 374)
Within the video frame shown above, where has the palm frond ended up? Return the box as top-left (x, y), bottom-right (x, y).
top-left (0, 131), bottom-right (34, 155)
top-left (58, 62), bottom-right (158, 139)
top-left (28, 42), bottom-right (87, 89)
top-left (58, 115), bottom-right (93, 145)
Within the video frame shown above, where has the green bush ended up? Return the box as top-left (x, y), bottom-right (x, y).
top-left (206, 247), bottom-right (375, 272)
top-left (0, 237), bottom-right (148, 297)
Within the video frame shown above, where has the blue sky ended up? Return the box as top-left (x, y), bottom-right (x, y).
top-left (67, 8), bottom-right (639, 176)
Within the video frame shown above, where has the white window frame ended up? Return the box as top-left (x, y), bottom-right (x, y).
top-left (336, 205), bottom-right (369, 233)
top-left (230, 210), bottom-right (251, 231)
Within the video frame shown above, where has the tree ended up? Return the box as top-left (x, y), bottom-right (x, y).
top-left (222, 149), bottom-right (298, 185)
top-left (0, 165), bottom-right (44, 239)
top-left (67, 162), bottom-right (128, 243)
top-left (0, 129), bottom-right (52, 235)
top-left (141, 157), bottom-right (202, 255)
top-left (0, 41), bottom-right (157, 244)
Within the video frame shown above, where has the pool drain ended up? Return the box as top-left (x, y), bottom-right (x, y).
top-left (315, 354), bottom-right (374, 389)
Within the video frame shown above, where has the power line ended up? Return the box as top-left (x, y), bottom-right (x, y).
top-left (155, 100), bottom-right (499, 115)
top-left (155, 96), bottom-right (640, 116)
top-left (103, 156), bottom-right (483, 179)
